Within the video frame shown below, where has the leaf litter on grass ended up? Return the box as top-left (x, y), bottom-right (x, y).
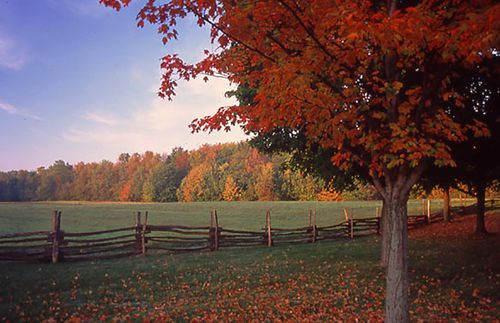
top-left (1, 213), bottom-right (499, 322)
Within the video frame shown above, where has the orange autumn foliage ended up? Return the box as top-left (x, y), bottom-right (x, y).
top-left (119, 182), bottom-right (132, 202)
top-left (317, 188), bottom-right (342, 202)
top-left (99, 1), bottom-right (499, 321)
top-left (102, 0), bottom-right (498, 177)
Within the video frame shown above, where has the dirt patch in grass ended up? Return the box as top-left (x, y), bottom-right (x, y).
top-left (410, 212), bottom-right (500, 239)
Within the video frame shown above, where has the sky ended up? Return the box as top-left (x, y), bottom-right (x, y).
top-left (0, 0), bottom-right (248, 171)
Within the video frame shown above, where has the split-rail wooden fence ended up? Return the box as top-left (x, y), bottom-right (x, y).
top-left (0, 202), bottom-right (459, 263)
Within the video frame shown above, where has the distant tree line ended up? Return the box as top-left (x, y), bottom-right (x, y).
top-left (0, 142), bottom-right (379, 202)
top-left (2, 141), bottom-right (496, 203)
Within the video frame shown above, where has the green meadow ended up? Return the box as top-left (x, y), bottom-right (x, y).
top-left (0, 199), bottom-right (453, 234)
top-left (1, 200), bottom-right (497, 321)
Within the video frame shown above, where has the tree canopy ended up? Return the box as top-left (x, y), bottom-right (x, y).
top-left (1, 143), bottom-right (354, 202)
top-left (422, 55), bottom-right (500, 232)
top-left (99, 1), bottom-right (499, 321)
top-left (101, 0), bottom-right (498, 197)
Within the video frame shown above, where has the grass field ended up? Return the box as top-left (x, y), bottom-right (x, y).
top-left (1, 201), bottom-right (497, 321)
top-left (0, 199), bottom-right (457, 234)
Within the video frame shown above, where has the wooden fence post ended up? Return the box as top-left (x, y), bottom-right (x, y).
top-left (209, 210), bottom-right (214, 250)
top-left (214, 209), bottom-right (219, 251)
top-left (136, 211), bottom-right (142, 228)
top-left (309, 209), bottom-right (317, 243)
top-left (51, 210), bottom-right (62, 263)
top-left (135, 211), bottom-right (142, 251)
top-left (344, 208), bottom-right (348, 237)
top-left (209, 210), bottom-right (220, 251)
top-left (350, 209), bottom-right (354, 239)
top-left (266, 210), bottom-right (272, 247)
top-left (312, 209), bottom-right (317, 243)
top-left (141, 211), bottom-right (148, 256)
top-left (427, 199), bottom-right (431, 224)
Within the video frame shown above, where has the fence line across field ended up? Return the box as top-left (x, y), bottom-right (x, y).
top-left (0, 200), bottom-right (473, 263)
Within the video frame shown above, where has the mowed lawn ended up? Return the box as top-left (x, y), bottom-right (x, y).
top-left (0, 199), bottom-right (453, 234)
top-left (0, 201), bottom-right (497, 321)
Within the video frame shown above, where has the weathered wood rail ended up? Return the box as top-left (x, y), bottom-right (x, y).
top-left (1, 201), bottom-right (473, 263)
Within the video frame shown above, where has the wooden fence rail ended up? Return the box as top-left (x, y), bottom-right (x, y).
top-left (1, 203), bottom-right (474, 263)
top-left (0, 231), bottom-right (51, 262)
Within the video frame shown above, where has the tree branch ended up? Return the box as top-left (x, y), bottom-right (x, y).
top-left (451, 183), bottom-right (477, 198)
top-left (387, 0), bottom-right (397, 15)
top-left (401, 160), bottom-right (428, 197)
top-left (184, 0), bottom-right (277, 64)
top-left (199, 72), bottom-right (230, 80)
top-left (372, 176), bottom-right (389, 200)
top-left (266, 32), bottom-right (301, 56)
top-left (276, 0), bottom-right (340, 59)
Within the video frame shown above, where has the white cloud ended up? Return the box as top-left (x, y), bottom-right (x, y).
top-left (0, 100), bottom-right (41, 120)
top-left (63, 76), bottom-right (248, 155)
top-left (0, 33), bottom-right (28, 70)
top-left (133, 77), bottom-right (241, 134)
top-left (0, 101), bottom-right (16, 114)
top-left (83, 112), bottom-right (117, 126)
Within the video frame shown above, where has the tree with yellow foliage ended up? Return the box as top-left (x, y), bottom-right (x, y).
top-left (222, 175), bottom-right (241, 201)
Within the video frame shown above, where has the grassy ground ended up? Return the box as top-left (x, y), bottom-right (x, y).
top-left (0, 204), bottom-right (498, 321)
top-left (0, 199), bottom-right (459, 234)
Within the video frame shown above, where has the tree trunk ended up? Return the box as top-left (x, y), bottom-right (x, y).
top-left (373, 168), bottom-right (423, 323)
top-left (443, 186), bottom-right (450, 222)
top-left (384, 193), bottom-right (409, 323)
top-left (371, 167), bottom-right (426, 322)
top-left (475, 182), bottom-right (487, 235)
top-left (380, 201), bottom-right (389, 267)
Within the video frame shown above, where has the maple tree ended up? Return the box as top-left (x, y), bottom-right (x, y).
top-left (99, 0), bottom-right (499, 320)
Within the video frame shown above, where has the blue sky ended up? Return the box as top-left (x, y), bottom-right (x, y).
top-left (0, 0), bottom-right (247, 171)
